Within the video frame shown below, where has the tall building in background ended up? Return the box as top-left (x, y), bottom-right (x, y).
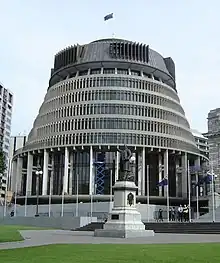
top-left (7, 135), bottom-right (26, 191)
top-left (0, 83), bottom-right (13, 199)
top-left (204, 108), bottom-right (220, 193)
top-left (191, 129), bottom-right (209, 158)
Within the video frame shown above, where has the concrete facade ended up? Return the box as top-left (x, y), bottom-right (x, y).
top-left (204, 108), bottom-right (220, 192)
top-left (10, 38), bottom-right (207, 207)
top-left (191, 129), bottom-right (209, 158)
top-left (0, 83), bottom-right (13, 200)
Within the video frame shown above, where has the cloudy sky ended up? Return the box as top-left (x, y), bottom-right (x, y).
top-left (0, 0), bottom-right (219, 135)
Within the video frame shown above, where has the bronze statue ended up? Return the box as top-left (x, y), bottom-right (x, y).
top-left (117, 145), bottom-right (134, 181)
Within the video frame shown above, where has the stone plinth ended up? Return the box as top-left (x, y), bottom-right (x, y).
top-left (94, 181), bottom-right (154, 238)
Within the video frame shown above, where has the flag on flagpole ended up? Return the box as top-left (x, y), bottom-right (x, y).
top-left (193, 172), bottom-right (216, 187)
top-left (104, 13), bottom-right (113, 21)
top-left (157, 177), bottom-right (168, 187)
top-left (189, 165), bottom-right (201, 174)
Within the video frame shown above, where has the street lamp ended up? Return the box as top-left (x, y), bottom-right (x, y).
top-left (35, 164), bottom-right (43, 217)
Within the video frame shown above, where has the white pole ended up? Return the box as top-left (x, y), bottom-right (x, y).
top-left (3, 172), bottom-right (9, 217)
top-left (196, 172), bottom-right (199, 219)
top-left (14, 179), bottom-right (17, 217)
top-left (61, 176), bottom-right (64, 217)
top-left (90, 193), bottom-right (93, 220)
top-left (146, 165), bottom-right (150, 222)
top-left (187, 160), bottom-right (191, 222)
top-left (109, 169), bottom-right (113, 213)
top-left (166, 179), bottom-right (169, 222)
top-left (76, 173), bottom-right (79, 217)
top-left (211, 164), bottom-right (215, 222)
top-left (24, 194), bottom-right (27, 217)
top-left (48, 175), bottom-right (52, 217)
top-left (164, 151), bottom-right (169, 222)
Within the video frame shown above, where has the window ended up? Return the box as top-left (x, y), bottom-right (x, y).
top-left (117, 69), bottom-right (128, 75)
top-left (103, 68), bottom-right (115, 74)
top-left (78, 70), bottom-right (88, 76)
top-left (8, 93), bottom-right (13, 103)
top-left (131, 70), bottom-right (140, 76)
top-left (90, 68), bottom-right (101, 75)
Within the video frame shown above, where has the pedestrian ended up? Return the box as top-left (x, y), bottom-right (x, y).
top-left (183, 204), bottom-right (189, 222)
top-left (178, 205), bottom-right (183, 222)
top-left (169, 207), bottom-right (172, 221)
top-left (171, 207), bottom-right (176, 221)
top-left (158, 209), bottom-right (163, 222)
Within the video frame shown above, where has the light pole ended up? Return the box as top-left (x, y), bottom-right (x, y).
top-left (35, 164), bottom-right (43, 217)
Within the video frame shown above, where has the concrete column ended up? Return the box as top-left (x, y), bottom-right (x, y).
top-left (69, 152), bottom-right (73, 195)
top-left (16, 157), bottom-right (23, 194)
top-left (115, 151), bottom-right (119, 182)
top-left (158, 153), bottom-right (163, 197)
top-left (89, 146), bottom-right (93, 195)
top-left (142, 147), bottom-right (146, 196)
top-left (11, 160), bottom-right (17, 192)
top-left (163, 150), bottom-right (168, 197)
top-left (42, 149), bottom-right (49, 195)
top-left (63, 147), bottom-right (69, 194)
top-left (26, 152), bottom-right (33, 196)
top-left (181, 152), bottom-right (188, 198)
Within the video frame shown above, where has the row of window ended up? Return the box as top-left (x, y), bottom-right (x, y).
top-left (47, 76), bottom-right (178, 103)
top-left (38, 104), bottom-right (189, 128)
top-left (50, 66), bottom-right (174, 90)
top-left (37, 118), bottom-right (192, 140)
top-left (27, 132), bottom-right (196, 154)
top-left (43, 89), bottom-right (182, 116)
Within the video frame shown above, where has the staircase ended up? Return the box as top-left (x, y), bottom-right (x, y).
top-left (75, 222), bottom-right (220, 234)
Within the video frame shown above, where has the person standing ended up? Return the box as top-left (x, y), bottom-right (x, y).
top-left (171, 207), bottom-right (176, 221)
top-left (183, 204), bottom-right (189, 222)
top-left (158, 208), bottom-right (163, 222)
top-left (178, 205), bottom-right (183, 222)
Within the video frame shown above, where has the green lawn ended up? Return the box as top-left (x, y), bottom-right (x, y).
top-left (0, 243), bottom-right (220, 263)
top-left (0, 225), bottom-right (49, 243)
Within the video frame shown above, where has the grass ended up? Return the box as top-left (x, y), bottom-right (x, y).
top-left (0, 243), bottom-right (220, 263)
top-left (0, 225), bottom-right (50, 243)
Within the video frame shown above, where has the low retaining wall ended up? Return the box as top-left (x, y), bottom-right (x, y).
top-left (0, 216), bottom-right (97, 230)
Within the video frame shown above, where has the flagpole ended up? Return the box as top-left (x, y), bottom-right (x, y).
top-left (109, 169), bottom-right (113, 213)
top-left (187, 160), bottom-right (191, 222)
top-left (146, 165), bottom-right (150, 222)
top-left (3, 172), bottom-right (9, 217)
top-left (211, 163), bottom-right (215, 222)
top-left (76, 173), bottom-right (79, 217)
top-left (164, 151), bottom-right (169, 222)
top-left (48, 174), bottom-right (52, 217)
top-left (166, 180), bottom-right (169, 223)
top-left (90, 192), bottom-right (93, 221)
top-left (61, 178), bottom-right (64, 217)
top-left (14, 178), bottom-right (17, 217)
top-left (24, 192), bottom-right (27, 217)
top-left (196, 171), bottom-right (199, 219)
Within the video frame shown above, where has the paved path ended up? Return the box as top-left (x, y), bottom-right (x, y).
top-left (1, 230), bottom-right (220, 250)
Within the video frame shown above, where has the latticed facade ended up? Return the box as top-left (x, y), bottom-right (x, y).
top-left (11, 39), bottom-right (207, 202)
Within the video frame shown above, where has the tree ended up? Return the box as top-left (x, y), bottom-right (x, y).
top-left (0, 151), bottom-right (6, 175)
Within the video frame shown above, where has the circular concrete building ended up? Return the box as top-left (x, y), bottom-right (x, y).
top-left (12, 38), bottom-right (207, 205)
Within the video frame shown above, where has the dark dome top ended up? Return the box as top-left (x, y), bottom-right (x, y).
top-left (91, 38), bottom-right (133, 44)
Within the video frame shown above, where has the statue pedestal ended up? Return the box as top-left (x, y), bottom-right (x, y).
top-left (94, 181), bottom-right (154, 238)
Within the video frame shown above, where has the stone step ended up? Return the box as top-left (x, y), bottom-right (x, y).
top-left (74, 222), bottom-right (220, 234)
